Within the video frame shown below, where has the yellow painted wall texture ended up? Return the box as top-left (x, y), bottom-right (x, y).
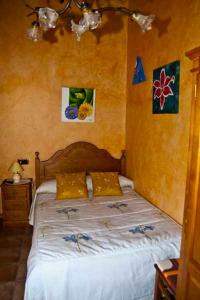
top-left (1, 0), bottom-right (198, 224)
top-left (126, 0), bottom-right (200, 224)
top-left (0, 1), bottom-right (127, 184)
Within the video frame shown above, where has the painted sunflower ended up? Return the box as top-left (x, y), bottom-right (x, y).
top-left (78, 103), bottom-right (93, 120)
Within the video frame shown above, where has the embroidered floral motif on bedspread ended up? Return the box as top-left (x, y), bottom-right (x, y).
top-left (63, 233), bottom-right (92, 252)
top-left (129, 225), bottom-right (155, 234)
top-left (57, 207), bottom-right (79, 219)
top-left (39, 201), bottom-right (49, 208)
top-left (40, 225), bottom-right (53, 238)
top-left (99, 219), bottom-right (112, 230)
top-left (107, 202), bottom-right (127, 213)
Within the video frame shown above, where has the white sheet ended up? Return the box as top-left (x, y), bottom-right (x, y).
top-left (25, 188), bottom-right (181, 300)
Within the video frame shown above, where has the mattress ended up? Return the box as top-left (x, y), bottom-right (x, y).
top-left (25, 187), bottom-right (181, 300)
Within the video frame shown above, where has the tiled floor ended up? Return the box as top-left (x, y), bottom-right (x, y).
top-left (0, 222), bottom-right (32, 300)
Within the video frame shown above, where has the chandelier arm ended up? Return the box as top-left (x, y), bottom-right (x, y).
top-left (72, 0), bottom-right (85, 9)
top-left (27, 11), bottom-right (38, 17)
top-left (57, 0), bottom-right (72, 15)
top-left (24, 3), bottom-right (35, 11)
top-left (23, 0), bottom-right (39, 16)
top-left (92, 6), bottom-right (133, 16)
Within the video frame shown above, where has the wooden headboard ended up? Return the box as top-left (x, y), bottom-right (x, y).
top-left (35, 141), bottom-right (126, 188)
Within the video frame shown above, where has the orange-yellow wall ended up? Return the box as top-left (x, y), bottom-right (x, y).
top-left (126, 0), bottom-right (200, 224)
top-left (1, 0), bottom-right (199, 224)
top-left (0, 0), bottom-right (127, 184)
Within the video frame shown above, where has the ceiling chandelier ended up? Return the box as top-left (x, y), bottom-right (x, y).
top-left (25, 0), bottom-right (155, 42)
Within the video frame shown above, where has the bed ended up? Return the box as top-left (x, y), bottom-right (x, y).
top-left (25, 142), bottom-right (181, 300)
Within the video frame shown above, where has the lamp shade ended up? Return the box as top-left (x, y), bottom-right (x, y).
top-left (8, 161), bottom-right (24, 174)
top-left (131, 13), bottom-right (155, 32)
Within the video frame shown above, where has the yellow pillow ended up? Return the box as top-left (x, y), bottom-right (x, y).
top-left (56, 172), bottom-right (88, 200)
top-left (90, 172), bottom-right (122, 196)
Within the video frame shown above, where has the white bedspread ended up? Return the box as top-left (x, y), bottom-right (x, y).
top-left (25, 188), bottom-right (181, 300)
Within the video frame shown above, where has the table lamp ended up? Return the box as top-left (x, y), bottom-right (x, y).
top-left (8, 161), bottom-right (24, 183)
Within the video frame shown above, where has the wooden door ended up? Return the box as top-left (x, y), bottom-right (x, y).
top-left (176, 47), bottom-right (200, 299)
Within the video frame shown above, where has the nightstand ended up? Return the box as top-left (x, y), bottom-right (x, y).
top-left (154, 258), bottom-right (179, 300)
top-left (1, 178), bottom-right (32, 226)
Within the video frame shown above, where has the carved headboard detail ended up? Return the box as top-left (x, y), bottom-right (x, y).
top-left (35, 141), bottom-right (126, 188)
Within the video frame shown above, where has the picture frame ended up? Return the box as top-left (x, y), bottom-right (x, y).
top-left (61, 87), bottom-right (96, 122)
top-left (153, 60), bottom-right (180, 114)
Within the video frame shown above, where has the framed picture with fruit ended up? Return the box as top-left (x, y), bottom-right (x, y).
top-left (61, 87), bottom-right (96, 122)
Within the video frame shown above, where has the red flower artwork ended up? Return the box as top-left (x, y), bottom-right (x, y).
top-left (153, 68), bottom-right (175, 110)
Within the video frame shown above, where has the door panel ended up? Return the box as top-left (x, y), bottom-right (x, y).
top-left (186, 273), bottom-right (200, 300)
top-left (192, 178), bottom-right (200, 265)
top-left (176, 47), bottom-right (200, 300)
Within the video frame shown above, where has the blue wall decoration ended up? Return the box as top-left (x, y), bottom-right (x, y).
top-left (132, 56), bottom-right (146, 84)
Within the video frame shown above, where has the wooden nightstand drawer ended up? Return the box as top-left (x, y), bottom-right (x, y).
top-left (3, 186), bottom-right (27, 199)
top-left (4, 199), bottom-right (28, 210)
top-left (4, 210), bottom-right (28, 221)
top-left (1, 178), bottom-right (32, 225)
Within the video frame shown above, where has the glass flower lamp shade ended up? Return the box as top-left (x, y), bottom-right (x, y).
top-left (131, 13), bottom-right (155, 32)
top-left (27, 22), bottom-right (41, 42)
top-left (38, 7), bottom-right (59, 31)
top-left (71, 10), bottom-right (101, 41)
top-left (8, 162), bottom-right (24, 183)
top-left (71, 20), bottom-right (89, 41)
top-left (25, 1), bottom-right (155, 43)
top-left (80, 10), bottom-right (101, 30)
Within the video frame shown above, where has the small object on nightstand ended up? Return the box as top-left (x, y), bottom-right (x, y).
top-left (4, 178), bottom-right (31, 185)
top-left (154, 258), bottom-right (179, 300)
top-left (1, 178), bottom-right (32, 226)
top-left (8, 161), bottom-right (24, 183)
top-left (4, 179), bottom-right (14, 184)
